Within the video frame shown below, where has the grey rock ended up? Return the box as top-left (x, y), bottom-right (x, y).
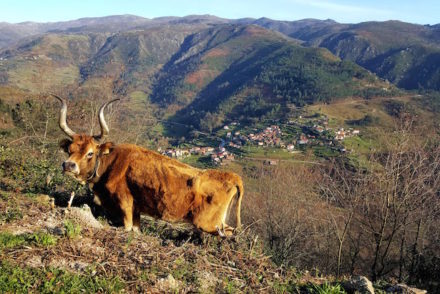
top-left (343, 275), bottom-right (375, 294)
top-left (386, 284), bottom-right (427, 294)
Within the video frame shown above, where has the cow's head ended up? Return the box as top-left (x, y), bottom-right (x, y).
top-left (53, 94), bottom-right (118, 183)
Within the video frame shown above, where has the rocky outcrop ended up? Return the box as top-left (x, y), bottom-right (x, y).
top-left (343, 276), bottom-right (375, 294)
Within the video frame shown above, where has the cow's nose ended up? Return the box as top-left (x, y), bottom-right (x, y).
top-left (62, 161), bottom-right (77, 172)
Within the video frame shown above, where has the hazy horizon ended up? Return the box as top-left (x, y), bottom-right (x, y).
top-left (1, 0), bottom-right (439, 26)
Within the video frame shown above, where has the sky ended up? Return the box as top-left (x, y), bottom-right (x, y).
top-left (0, 0), bottom-right (439, 25)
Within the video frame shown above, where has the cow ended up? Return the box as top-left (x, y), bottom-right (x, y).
top-left (53, 95), bottom-right (243, 236)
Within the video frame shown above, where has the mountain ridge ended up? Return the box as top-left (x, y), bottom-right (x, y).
top-left (1, 14), bottom-right (439, 91)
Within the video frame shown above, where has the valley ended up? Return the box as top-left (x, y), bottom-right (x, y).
top-left (1, 14), bottom-right (440, 293)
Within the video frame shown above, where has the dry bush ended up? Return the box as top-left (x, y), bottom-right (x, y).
top-left (242, 162), bottom-right (332, 268)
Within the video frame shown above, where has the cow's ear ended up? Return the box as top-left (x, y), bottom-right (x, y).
top-left (99, 142), bottom-right (114, 155)
top-left (59, 138), bottom-right (72, 153)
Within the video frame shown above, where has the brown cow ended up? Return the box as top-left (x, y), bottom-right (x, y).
top-left (53, 95), bottom-right (243, 236)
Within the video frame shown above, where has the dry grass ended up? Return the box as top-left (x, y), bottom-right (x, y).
top-left (0, 191), bottom-right (302, 293)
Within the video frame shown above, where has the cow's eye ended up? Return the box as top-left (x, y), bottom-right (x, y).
top-left (87, 152), bottom-right (94, 158)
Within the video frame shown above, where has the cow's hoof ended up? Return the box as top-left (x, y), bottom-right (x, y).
top-left (216, 226), bottom-right (227, 238)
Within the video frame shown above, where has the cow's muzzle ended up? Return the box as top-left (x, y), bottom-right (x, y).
top-left (62, 161), bottom-right (79, 174)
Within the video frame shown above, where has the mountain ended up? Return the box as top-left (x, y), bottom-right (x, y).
top-left (2, 15), bottom-right (439, 92)
top-left (150, 24), bottom-right (389, 131)
top-left (0, 15), bottom-right (229, 49)
top-left (253, 19), bottom-right (440, 91)
top-left (0, 22), bottom-right (391, 137)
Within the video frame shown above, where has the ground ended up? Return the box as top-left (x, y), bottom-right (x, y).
top-left (0, 190), bottom-right (309, 293)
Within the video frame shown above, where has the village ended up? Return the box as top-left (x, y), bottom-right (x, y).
top-left (160, 114), bottom-right (361, 165)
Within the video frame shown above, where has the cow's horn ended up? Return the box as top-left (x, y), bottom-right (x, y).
top-left (51, 93), bottom-right (76, 138)
top-left (96, 98), bottom-right (120, 141)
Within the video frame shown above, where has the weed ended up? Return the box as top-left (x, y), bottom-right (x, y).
top-left (273, 281), bottom-right (300, 294)
top-left (28, 231), bottom-right (57, 247)
top-left (307, 282), bottom-right (346, 294)
top-left (0, 207), bottom-right (23, 224)
top-left (64, 219), bottom-right (82, 239)
top-left (225, 279), bottom-right (237, 294)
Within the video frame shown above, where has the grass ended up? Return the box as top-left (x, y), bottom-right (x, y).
top-left (0, 231), bottom-right (57, 250)
top-left (242, 145), bottom-right (297, 160)
top-left (312, 145), bottom-right (340, 158)
top-left (307, 282), bottom-right (347, 294)
top-left (0, 207), bottom-right (23, 224)
top-left (0, 261), bottom-right (124, 293)
top-left (343, 135), bottom-right (375, 154)
top-left (307, 97), bottom-right (395, 129)
top-left (7, 61), bottom-right (79, 93)
top-left (180, 155), bottom-right (215, 169)
top-left (64, 219), bottom-right (82, 239)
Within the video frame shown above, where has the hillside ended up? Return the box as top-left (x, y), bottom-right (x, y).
top-left (0, 22), bottom-right (393, 139)
top-left (151, 25), bottom-right (391, 133)
top-left (3, 14), bottom-right (440, 94)
top-left (253, 19), bottom-right (440, 91)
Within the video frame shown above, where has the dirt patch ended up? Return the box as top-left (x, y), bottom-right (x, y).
top-left (203, 48), bottom-right (230, 58)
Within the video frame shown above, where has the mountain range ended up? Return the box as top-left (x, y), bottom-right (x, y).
top-left (0, 14), bottom-right (439, 134)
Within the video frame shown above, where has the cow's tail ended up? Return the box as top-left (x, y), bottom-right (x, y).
top-left (235, 180), bottom-right (243, 230)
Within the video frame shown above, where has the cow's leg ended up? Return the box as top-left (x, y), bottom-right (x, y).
top-left (123, 209), bottom-right (133, 231)
top-left (122, 201), bottom-right (134, 231)
top-left (132, 208), bottom-right (141, 232)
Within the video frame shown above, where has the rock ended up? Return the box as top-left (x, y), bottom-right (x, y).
top-left (68, 205), bottom-right (103, 229)
top-left (386, 284), bottom-right (427, 294)
top-left (343, 275), bottom-right (375, 294)
top-left (25, 255), bottom-right (43, 268)
top-left (157, 274), bottom-right (179, 292)
top-left (197, 271), bottom-right (219, 292)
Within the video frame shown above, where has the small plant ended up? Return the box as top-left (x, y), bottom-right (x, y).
top-left (0, 207), bottom-right (23, 224)
top-left (0, 232), bottom-right (27, 250)
top-left (64, 219), bottom-right (81, 239)
top-left (0, 232), bottom-right (57, 250)
top-left (307, 282), bottom-right (346, 294)
top-left (28, 232), bottom-right (57, 247)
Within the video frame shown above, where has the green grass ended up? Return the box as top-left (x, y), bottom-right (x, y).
top-left (180, 155), bottom-right (215, 169)
top-left (307, 282), bottom-right (347, 294)
top-left (343, 135), bottom-right (375, 154)
top-left (242, 145), bottom-right (297, 160)
top-left (0, 231), bottom-right (57, 250)
top-left (312, 145), bottom-right (340, 158)
top-left (64, 220), bottom-right (82, 239)
top-left (0, 261), bottom-right (124, 293)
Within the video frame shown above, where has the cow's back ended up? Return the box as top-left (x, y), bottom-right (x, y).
top-left (112, 144), bottom-right (202, 220)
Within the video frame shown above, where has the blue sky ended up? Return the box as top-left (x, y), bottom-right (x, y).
top-left (1, 0), bottom-right (439, 25)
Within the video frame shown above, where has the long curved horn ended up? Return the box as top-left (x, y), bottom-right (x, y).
top-left (96, 98), bottom-right (120, 141)
top-left (51, 93), bottom-right (76, 138)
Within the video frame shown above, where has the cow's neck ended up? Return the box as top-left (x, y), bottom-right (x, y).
top-left (87, 154), bottom-right (102, 183)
